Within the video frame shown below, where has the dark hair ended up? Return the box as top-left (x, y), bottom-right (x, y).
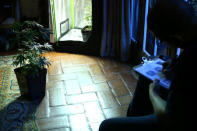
top-left (148, 0), bottom-right (195, 43)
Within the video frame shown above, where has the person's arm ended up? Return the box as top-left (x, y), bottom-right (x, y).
top-left (149, 81), bottom-right (170, 127)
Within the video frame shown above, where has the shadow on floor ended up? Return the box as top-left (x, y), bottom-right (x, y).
top-left (0, 96), bottom-right (41, 130)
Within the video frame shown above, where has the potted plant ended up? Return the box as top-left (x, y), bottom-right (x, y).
top-left (11, 21), bottom-right (52, 102)
top-left (81, 25), bottom-right (92, 42)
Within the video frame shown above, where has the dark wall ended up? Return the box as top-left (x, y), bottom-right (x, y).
top-left (20, 0), bottom-right (49, 27)
top-left (0, 0), bottom-right (14, 23)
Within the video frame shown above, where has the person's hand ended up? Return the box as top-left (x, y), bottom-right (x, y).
top-left (149, 80), bottom-right (167, 117)
top-left (162, 61), bottom-right (170, 73)
top-left (149, 80), bottom-right (170, 128)
top-left (161, 61), bottom-right (174, 79)
top-left (149, 80), bottom-right (160, 95)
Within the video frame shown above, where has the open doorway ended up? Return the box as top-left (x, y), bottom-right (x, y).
top-left (50, 0), bottom-right (92, 42)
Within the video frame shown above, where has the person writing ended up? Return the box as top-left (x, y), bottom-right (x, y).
top-left (99, 0), bottom-right (196, 130)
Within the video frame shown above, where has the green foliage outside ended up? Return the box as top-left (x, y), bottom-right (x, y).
top-left (84, 0), bottom-right (92, 31)
top-left (11, 21), bottom-right (53, 76)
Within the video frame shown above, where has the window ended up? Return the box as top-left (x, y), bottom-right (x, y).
top-left (142, 0), bottom-right (180, 58)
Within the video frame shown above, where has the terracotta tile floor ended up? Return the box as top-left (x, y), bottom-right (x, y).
top-left (35, 52), bottom-right (138, 131)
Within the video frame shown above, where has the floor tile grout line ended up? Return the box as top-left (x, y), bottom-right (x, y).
top-left (119, 73), bottom-right (135, 96)
top-left (95, 91), bottom-right (108, 120)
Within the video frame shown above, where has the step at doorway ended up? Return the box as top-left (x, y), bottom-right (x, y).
top-left (50, 0), bottom-right (92, 42)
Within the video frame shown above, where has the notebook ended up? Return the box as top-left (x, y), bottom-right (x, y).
top-left (133, 58), bottom-right (171, 90)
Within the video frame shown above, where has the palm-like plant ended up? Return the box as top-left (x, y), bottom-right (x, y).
top-left (11, 21), bottom-right (53, 76)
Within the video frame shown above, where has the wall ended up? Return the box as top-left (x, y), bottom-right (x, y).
top-left (20, 0), bottom-right (49, 27)
top-left (20, 0), bottom-right (40, 19)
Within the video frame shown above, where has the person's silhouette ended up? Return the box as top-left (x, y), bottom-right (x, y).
top-left (99, 0), bottom-right (197, 131)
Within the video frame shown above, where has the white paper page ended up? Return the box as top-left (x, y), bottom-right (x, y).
top-left (133, 58), bottom-right (171, 89)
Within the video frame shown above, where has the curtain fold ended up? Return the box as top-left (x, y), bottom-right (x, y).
top-left (101, 0), bottom-right (139, 61)
top-left (49, 0), bottom-right (58, 43)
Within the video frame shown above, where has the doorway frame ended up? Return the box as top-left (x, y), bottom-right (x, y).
top-left (50, 0), bottom-right (102, 56)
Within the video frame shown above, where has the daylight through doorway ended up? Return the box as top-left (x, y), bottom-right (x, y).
top-left (50, 0), bottom-right (92, 42)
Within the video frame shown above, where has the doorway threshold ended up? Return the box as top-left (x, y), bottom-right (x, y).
top-left (59, 29), bottom-right (83, 42)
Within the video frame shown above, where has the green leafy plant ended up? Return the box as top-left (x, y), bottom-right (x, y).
top-left (84, 0), bottom-right (92, 31)
top-left (11, 21), bottom-right (53, 76)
